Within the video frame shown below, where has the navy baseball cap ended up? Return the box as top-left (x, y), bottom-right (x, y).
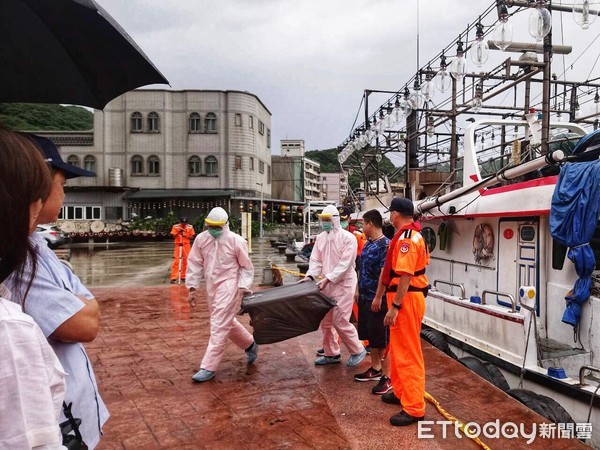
top-left (389, 197), bottom-right (414, 216)
top-left (338, 206), bottom-right (351, 220)
top-left (24, 133), bottom-right (96, 179)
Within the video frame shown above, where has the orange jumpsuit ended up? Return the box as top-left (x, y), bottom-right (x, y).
top-left (170, 223), bottom-right (195, 281)
top-left (384, 223), bottom-right (429, 418)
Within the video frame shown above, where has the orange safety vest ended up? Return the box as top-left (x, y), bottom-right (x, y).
top-left (382, 221), bottom-right (429, 294)
top-left (353, 230), bottom-right (367, 256)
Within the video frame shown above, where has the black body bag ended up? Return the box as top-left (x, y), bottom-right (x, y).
top-left (241, 282), bottom-right (336, 344)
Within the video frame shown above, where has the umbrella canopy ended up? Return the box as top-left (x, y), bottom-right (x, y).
top-left (0, 0), bottom-right (169, 109)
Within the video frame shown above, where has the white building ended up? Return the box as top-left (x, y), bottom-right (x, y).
top-left (52, 89), bottom-right (272, 222)
top-left (272, 139), bottom-right (322, 202)
top-left (321, 172), bottom-right (348, 204)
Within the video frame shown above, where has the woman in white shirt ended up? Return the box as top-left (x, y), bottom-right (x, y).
top-left (0, 129), bottom-right (67, 449)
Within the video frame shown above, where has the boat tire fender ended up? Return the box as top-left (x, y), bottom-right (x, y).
top-left (537, 394), bottom-right (575, 424)
top-left (482, 362), bottom-right (510, 392)
top-left (458, 356), bottom-right (499, 387)
top-left (507, 389), bottom-right (573, 424)
top-left (421, 329), bottom-right (458, 359)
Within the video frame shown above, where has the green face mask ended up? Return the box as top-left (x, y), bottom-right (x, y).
top-left (321, 222), bottom-right (333, 232)
top-left (208, 228), bottom-right (223, 238)
top-left (340, 220), bottom-right (349, 229)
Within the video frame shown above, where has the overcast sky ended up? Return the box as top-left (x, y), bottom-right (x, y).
top-left (96, 0), bottom-right (600, 154)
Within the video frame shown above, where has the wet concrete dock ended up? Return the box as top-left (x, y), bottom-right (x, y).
top-left (87, 284), bottom-right (590, 449)
top-left (69, 240), bottom-right (303, 287)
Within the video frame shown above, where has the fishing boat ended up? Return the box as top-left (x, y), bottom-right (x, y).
top-left (414, 113), bottom-right (600, 445)
top-left (336, 1), bottom-right (600, 444)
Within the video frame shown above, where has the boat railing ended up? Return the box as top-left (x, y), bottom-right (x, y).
top-left (482, 290), bottom-right (517, 313)
top-left (579, 365), bottom-right (600, 387)
top-left (433, 280), bottom-right (466, 300)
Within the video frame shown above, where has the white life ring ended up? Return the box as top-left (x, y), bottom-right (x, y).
top-left (60, 221), bottom-right (75, 233)
top-left (90, 221), bottom-right (105, 233)
top-left (473, 223), bottom-right (494, 263)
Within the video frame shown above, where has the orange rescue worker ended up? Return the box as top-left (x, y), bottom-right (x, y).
top-left (340, 207), bottom-right (366, 256)
top-left (376, 197), bottom-right (429, 426)
top-left (170, 217), bottom-right (195, 283)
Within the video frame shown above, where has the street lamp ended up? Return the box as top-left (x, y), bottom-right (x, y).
top-left (257, 182), bottom-right (264, 240)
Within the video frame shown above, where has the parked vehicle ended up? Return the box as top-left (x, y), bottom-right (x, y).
top-left (35, 224), bottom-right (68, 248)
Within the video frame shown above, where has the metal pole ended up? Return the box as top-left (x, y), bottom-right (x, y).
top-left (450, 77), bottom-right (458, 178)
top-left (406, 110), bottom-right (418, 200)
top-left (541, 3), bottom-right (552, 154)
top-left (260, 188), bottom-right (264, 240)
top-left (257, 182), bottom-right (264, 240)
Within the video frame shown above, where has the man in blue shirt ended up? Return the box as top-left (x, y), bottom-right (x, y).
top-left (6, 134), bottom-right (108, 449)
top-left (353, 209), bottom-right (391, 395)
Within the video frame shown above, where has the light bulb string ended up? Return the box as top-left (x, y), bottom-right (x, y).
top-left (341, 0), bottom-right (600, 155)
top-left (340, 0), bottom-right (556, 149)
top-left (351, 1), bottom-right (502, 133)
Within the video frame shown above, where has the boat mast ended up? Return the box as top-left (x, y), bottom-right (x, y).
top-left (541, 0), bottom-right (552, 154)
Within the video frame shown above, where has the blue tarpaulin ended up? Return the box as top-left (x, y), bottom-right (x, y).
top-left (550, 140), bottom-right (600, 327)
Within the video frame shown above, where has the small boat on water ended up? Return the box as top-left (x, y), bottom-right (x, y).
top-left (415, 114), bottom-right (600, 446)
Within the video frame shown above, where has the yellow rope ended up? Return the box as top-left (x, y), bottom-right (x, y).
top-left (424, 391), bottom-right (492, 450)
top-left (270, 264), bottom-right (305, 278)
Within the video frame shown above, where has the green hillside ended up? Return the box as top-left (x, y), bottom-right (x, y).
top-left (0, 103), bottom-right (93, 131)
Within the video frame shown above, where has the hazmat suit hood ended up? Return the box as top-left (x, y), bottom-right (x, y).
top-left (205, 207), bottom-right (230, 232)
top-left (318, 204), bottom-right (342, 231)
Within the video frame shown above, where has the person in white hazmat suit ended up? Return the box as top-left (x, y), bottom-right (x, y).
top-left (300, 204), bottom-right (367, 367)
top-left (186, 207), bottom-right (258, 382)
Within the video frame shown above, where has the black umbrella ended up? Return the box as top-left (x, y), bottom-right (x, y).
top-left (0, 0), bottom-right (169, 109)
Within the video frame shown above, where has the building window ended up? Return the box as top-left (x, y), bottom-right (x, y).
top-left (131, 155), bottom-right (143, 175)
top-left (258, 120), bottom-right (265, 135)
top-left (259, 160), bottom-right (265, 174)
top-left (249, 116), bottom-right (254, 129)
top-left (188, 155), bottom-right (201, 176)
top-left (105, 207), bottom-right (123, 221)
top-left (205, 112), bottom-right (217, 133)
top-left (267, 129), bottom-right (271, 148)
top-left (131, 112), bottom-right (143, 132)
top-left (61, 205), bottom-right (101, 220)
top-left (189, 112), bottom-right (201, 132)
top-left (148, 155), bottom-right (160, 175)
top-left (83, 155), bottom-right (96, 173)
top-left (235, 113), bottom-right (242, 126)
top-left (267, 165), bottom-right (271, 184)
top-left (234, 156), bottom-right (242, 170)
top-left (205, 155), bottom-right (218, 175)
top-left (148, 112), bottom-right (159, 132)
top-left (67, 155), bottom-right (80, 167)
top-left (250, 157), bottom-right (254, 171)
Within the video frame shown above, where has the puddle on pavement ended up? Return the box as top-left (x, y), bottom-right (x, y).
top-left (68, 240), bottom-right (307, 288)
